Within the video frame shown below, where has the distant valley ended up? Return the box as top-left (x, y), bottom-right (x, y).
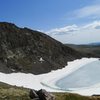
top-left (66, 44), bottom-right (100, 58)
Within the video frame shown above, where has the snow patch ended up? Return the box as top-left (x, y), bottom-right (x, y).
top-left (39, 57), bottom-right (44, 63)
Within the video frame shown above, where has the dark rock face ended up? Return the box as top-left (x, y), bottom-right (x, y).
top-left (0, 22), bottom-right (82, 74)
top-left (29, 89), bottom-right (55, 100)
top-left (29, 89), bottom-right (39, 99)
top-left (37, 89), bottom-right (55, 100)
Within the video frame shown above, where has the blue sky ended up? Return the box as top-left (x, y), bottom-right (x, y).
top-left (0, 0), bottom-right (100, 44)
top-left (0, 0), bottom-right (97, 30)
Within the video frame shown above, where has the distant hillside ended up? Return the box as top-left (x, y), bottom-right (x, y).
top-left (0, 22), bottom-right (82, 74)
top-left (89, 42), bottom-right (100, 46)
top-left (66, 44), bottom-right (100, 58)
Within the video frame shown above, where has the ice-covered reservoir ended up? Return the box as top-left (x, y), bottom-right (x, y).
top-left (56, 60), bottom-right (100, 90)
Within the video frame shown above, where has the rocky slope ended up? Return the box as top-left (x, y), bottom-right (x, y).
top-left (0, 22), bottom-right (82, 74)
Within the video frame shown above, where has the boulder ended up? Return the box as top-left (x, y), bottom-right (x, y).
top-left (37, 89), bottom-right (55, 100)
top-left (29, 89), bottom-right (39, 99)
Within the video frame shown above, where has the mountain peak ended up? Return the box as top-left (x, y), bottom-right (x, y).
top-left (0, 22), bottom-right (82, 74)
top-left (0, 22), bottom-right (20, 31)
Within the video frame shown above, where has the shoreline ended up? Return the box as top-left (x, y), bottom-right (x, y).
top-left (41, 58), bottom-right (98, 90)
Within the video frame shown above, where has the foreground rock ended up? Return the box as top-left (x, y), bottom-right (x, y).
top-left (0, 22), bottom-right (82, 74)
top-left (29, 89), bottom-right (39, 99)
top-left (29, 89), bottom-right (55, 100)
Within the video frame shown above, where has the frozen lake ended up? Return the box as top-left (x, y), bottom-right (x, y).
top-left (0, 58), bottom-right (99, 95)
top-left (56, 60), bottom-right (100, 90)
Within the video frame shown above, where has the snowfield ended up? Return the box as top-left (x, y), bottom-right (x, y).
top-left (0, 58), bottom-right (100, 96)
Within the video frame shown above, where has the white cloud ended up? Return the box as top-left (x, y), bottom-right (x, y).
top-left (46, 3), bottom-right (100, 44)
top-left (47, 24), bottom-right (79, 36)
top-left (73, 5), bottom-right (100, 19)
top-left (46, 21), bottom-right (100, 44)
top-left (83, 21), bottom-right (100, 29)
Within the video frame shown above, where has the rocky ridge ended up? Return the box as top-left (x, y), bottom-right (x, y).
top-left (0, 22), bottom-right (82, 74)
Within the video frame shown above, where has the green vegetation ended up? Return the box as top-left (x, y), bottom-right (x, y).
top-left (54, 92), bottom-right (100, 100)
top-left (0, 82), bottom-right (100, 100)
top-left (0, 82), bottom-right (30, 100)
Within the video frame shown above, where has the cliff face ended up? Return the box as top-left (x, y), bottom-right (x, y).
top-left (0, 22), bottom-right (82, 74)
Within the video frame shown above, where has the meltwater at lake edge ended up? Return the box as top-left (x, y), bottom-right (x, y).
top-left (56, 60), bottom-right (100, 90)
